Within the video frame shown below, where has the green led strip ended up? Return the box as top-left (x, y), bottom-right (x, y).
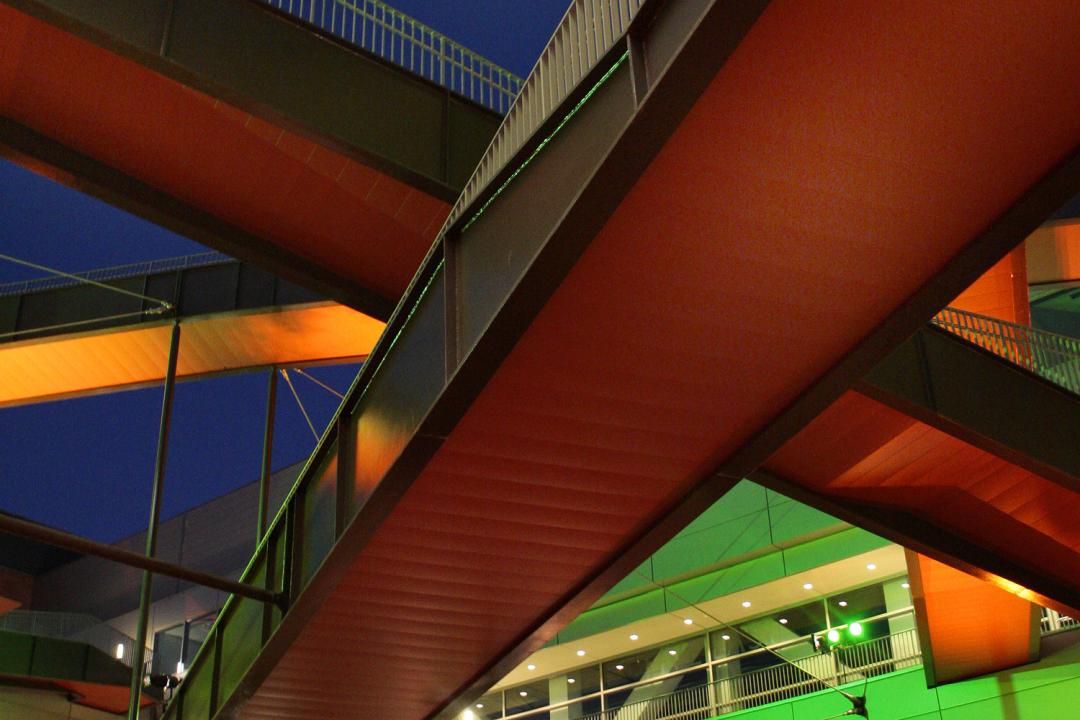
top-left (461, 49), bottom-right (631, 234)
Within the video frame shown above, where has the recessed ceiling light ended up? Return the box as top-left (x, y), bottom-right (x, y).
top-left (615, 664), bottom-right (624, 670)
top-left (527, 664), bottom-right (536, 671)
top-left (778, 618), bottom-right (788, 625)
top-left (866, 563), bottom-right (877, 571)
top-left (629, 633), bottom-right (639, 641)
top-left (668, 649), bottom-right (677, 656)
top-left (741, 601), bottom-right (752, 608)
top-left (464, 710), bottom-right (475, 720)
top-left (838, 600), bottom-right (848, 607)
top-left (576, 649), bottom-right (586, 657)
top-left (683, 618), bottom-right (693, 625)
top-left (721, 634), bottom-right (731, 641)
top-left (803, 583), bottom-right (813, 590)
top-left (902, 582), bottom-right (910, 589)
top-left (568, 678), bottom-right (576, 684)
top-left (520, 691), bottom-right (528, 697)
top-left (476, 704), bottom-right (484, 709)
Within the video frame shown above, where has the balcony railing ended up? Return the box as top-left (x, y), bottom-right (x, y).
top-left (0, 251), bottom-right (232, 298)
top-left (263, 0), bottom-right (522, 113)
top-left (578, 628), bottom-right (922, 720)
top-left (932, 306), bottom-right (1080, 395)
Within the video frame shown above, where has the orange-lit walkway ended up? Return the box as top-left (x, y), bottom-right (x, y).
top-left (0, 302), bottom-right (384, 407)
top-left (176, 2), bottom-right (1080, 719)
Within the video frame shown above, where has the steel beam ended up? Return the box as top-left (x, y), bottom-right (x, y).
top-left (128, 320), bottom-right (180, 720)
top-left (751, 469), bottom-right (1080, 615)
top-left (0, 513), bottom-right (277, 604)
top-left (859, 325), bottom-right (1080, 492)
top-left (256, 367), bottom-right (277, 543)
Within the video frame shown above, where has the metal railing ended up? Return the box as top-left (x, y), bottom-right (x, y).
top-left (1041, 608), bottom-right (1080, 635)
top-left (0, 609), bottom-right (142, 667)
top-left (445, 0), bottom-right (647, 229)
top-left (573, 629), bottom-right (922, 720)
top-left (263, 0), bottom-right (522, 113)
top-left (932, 306), bottom-right (1080, 395)
top-left (0, 251), bottom-right (232, 298)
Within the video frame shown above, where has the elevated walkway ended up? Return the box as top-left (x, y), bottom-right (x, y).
top-left (0, 255), bottom-right (384, 406)
top-left (0, 0), bottom-right (514, 316)
top-left (154, 1), bottom-right (1080, 719)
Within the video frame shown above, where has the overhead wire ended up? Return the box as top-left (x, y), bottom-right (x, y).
top-left (0, 252), bottom-right (173, 310)
top-left (280, 368), bottom-right (320, 443)
top-left (292, 367), bottom-right (345, 399)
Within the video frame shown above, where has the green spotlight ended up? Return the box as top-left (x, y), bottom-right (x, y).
top-left (826, 629), bottom-right (840, 644)
top-left (849, 622), bottom-right (863, 637)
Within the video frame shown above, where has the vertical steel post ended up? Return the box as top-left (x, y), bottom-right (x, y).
top-left (127, 321), bottom-right (181, 720)
top-left (257, 368), bottom-right (278, 543)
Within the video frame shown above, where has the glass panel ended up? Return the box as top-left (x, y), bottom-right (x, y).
top-left (472, 691), bottom-right (502, 720)
top-left (504, 678), bottom-right (549, 717)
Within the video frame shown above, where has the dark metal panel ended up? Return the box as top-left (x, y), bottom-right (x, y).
top-left (168, 0), bottom-right (447, 184)
top-left (237, 265), bottom-right (277, 310)
top-left (454, 59), bottom-right (637, 361)
top-left (14, 277), bottom-right (144, 339)
top-left (446, 96), bottom-right (503, 190)
top-left (859, 325), bottom-right (1080, 492)
top-left (351, 269), bottom-right (447, 500)
top-left (178, 264), bottom-right (241, 317)
top-left (8, 0), bottom-right (170, 54)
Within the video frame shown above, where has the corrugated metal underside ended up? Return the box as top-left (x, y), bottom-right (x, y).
top-left (240, 1), bottom-right (1080, 718)
top-left (0, 303), bottom-right (383, 406)
top-left (765, 391), bottom-right (1080, 592)
top-left (0, 5), bottom-right (448, 300)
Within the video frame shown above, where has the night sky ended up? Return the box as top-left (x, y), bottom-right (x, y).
top-left (0, 1), bottom-right (570, 542)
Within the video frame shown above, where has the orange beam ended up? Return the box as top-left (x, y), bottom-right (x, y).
top-left (907, 551), bottom-right (1039, 685)
top-left (0, 303), bottom-right (384, 407)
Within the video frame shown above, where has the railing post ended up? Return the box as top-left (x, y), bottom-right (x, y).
top-left (126, 320), bottom-right (181, 720)
top-left (257, 367), bottom-right (278, 543)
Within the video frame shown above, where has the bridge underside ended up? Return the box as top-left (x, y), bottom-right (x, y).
top-left (0, 1), bottom-right (503, 315)
top-left (211, 2), bottom-right (1080, 720)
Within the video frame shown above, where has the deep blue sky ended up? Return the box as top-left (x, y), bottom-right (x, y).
top-left (0, 1), bottom-right (569, 542)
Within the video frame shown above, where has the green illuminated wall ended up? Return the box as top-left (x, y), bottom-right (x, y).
top-left (710, 634), bottom-right (1080, 720)
top-left (549, 480), bottom-right (891, 645)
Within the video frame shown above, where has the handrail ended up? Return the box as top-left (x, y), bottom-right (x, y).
top-left (443, 0), bottom-right (647, 230)
top-left (931, 306), bottom-right (1080, 395)
top-left (499, 607), bottom-right (919, 720)
top-left (0, 251), bottom-right (232, 298)
top-left (263, 0), bottom-right (522, 113)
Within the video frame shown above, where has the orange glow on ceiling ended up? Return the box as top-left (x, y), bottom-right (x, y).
top-left (0, 302), bottom-right (384, 407)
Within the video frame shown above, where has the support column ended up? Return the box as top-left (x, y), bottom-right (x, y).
top-left (127, 321), bottom-right (181, 720)
top-left (257, 367), bottom-right (277, 543)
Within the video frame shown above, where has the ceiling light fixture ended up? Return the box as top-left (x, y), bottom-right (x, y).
top-left (779, 618), bottom-right (788, 625)
top-left (629, 633), bottom-right (639, 641)
top-left (721, 634), bottom-right (731, 641)
top-left (615, 664), bottom-right (624, 671)
top-left (576, 649), bottom-right (586, 657)
top-left (901, 582), bottom-right (910, 589)
top-left (866, 563), bottom-right (877, 571)
top-left (527, 664), bottom-right (536, 671)
top-left (838, 600), bottom-right (848, 607)
top-left (803, 582), bottom-right (813, 590)
top-left (568, 678), bottom-right (576, 684)
top-left (520, 691), bottom-right (528, 697)
top-left (741, 600), bottom-right (752, 608)
top-left (668, 649), bottom-right (677, 656)
top-left (683, 618), bottom-right (693, 625)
